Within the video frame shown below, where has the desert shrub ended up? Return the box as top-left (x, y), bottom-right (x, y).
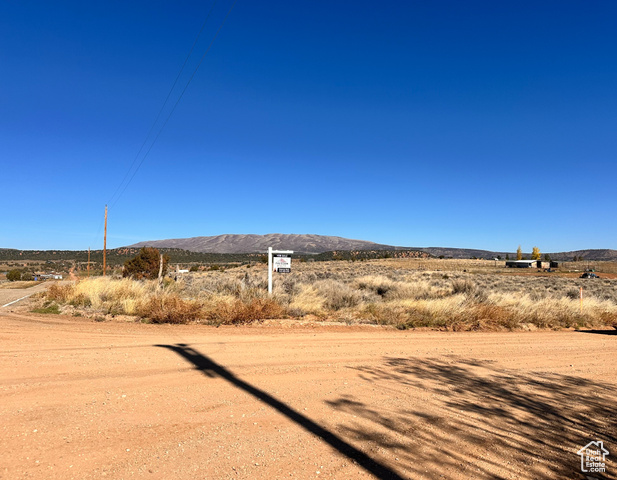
top-left (460, 304), bottom-right (517, 330)
top-left (137, 294), bottom-right (202, 324)
top-left (356, 276), bottom-right (396, 297)
top-left (451, 278), bottom-right (476, 295)
top-left (123, 247), bottom-right (169, 280)
top-left (402, 306), bottom-right (447, 329)
top-left (360, 303), bottom-right (408, 325)
top-left (315, 280), bottom-right (363, 310)
top-left (204, 298), bottom-right (284, 325)
top-left (68, 292), bottom-right (92, 307)
top-left (529, 290), bottom-right (548, 301)
top-left (6, 269), bottom-right (22, 281)
top-left (449, 277), bottom-right (489, 303)
top-left (280, 277), bottom-right (301, 296)
top-left (47, 283), bottom-right (75, 302)
top-left (566, 288), bottom-right (580, 300)
top-left (599, 311), bottom-right (617, 327)
top-left (287, 284), bottom-right (326, 316)
top-left (472, 287), bottom-right (489, 303)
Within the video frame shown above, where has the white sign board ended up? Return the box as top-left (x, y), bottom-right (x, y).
top-left (268, 248), bottom-right (294, 293)
top-left (273, 255), bottom-right (291, 273)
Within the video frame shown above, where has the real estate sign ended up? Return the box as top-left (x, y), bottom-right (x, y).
top-left (268, 248), bottom-right (294, 293)
top-left (273, 255), bottom-right (291, 273)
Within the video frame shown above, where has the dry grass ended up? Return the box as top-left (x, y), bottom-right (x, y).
top-left (43, 275), bottom-right (284, 325)
top-left (203, 298), bottom-right (284, 325)
top-left (41, 260), bottom-right (617, 330)
top-left (136, 294), bottom-right (202, 324)
top-left (0, 281), bottom-right (43, 289)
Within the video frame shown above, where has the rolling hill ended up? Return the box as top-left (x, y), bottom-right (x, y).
top-left (126, 234), bottom-right (617, 261)
top-left (128, 234), bottom-right (396, 255)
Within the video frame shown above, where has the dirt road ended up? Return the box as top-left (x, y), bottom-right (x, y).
top-left (0, 282), bottom-right (50, 308)
top-left (1, 310), bottom-right (615, 480)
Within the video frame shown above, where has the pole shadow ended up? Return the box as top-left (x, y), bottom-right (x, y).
top-left (155, 343), bottom-right (406, 480)
top-left (575, 329), bottom-right (617, 336)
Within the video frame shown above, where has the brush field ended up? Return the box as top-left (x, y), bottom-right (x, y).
top-left (38, 259), bottom-right (617, 330)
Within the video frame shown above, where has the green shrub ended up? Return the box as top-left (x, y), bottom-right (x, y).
top-left (6, 269), bottom-right (21, 281)
top-left (32, 303), bottom-right (61, 314)
top-left (123, 247), bottom-right (169, 280)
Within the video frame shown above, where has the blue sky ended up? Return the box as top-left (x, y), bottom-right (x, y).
top-left (1, 1), bottom-right (615, 252)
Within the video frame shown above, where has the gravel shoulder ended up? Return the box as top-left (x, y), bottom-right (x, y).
top-left (1, 310), bottom-right (615, 480)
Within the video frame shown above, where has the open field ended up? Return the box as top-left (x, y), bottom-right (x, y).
top-left (0, 308), bottom-right (615, 480)
top-left (375, 258), bottom-right (617, 275)
top-left (37, 259), bottom-right (617, 330)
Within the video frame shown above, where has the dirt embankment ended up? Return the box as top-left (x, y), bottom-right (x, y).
top-left (1, 308), bottom-right (615, 480)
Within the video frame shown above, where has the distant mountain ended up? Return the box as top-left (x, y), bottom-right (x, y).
top-left (548, 249), bottom-right (617, 262)
top-left (126, 235), bottom-right (617, 261)
top-left (128, 234), bottom-right (396, 255)
top-left (2, 237), bottom-right (616, 262)
top-left (417, 247), bottom-right (509, 259)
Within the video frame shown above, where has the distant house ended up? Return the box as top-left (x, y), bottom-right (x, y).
top-left (33, 273), bottom-right (63, 280)
top-left (505, 260), bottom-right (538, 268)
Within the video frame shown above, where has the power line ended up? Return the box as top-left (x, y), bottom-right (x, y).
top-left (90, 212), bottom-right (106, 249)
top-left (107, 0), bottom-right (220, 208)
top-left (108, 0), bottom-right (238, 210)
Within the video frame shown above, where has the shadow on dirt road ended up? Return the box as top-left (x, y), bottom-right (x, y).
top-left (156, 343), bottom-right (406, 480)
top-left (575, 329), bottom-right (617, 336)
top-left (327, 357), bottom-right (616, 479)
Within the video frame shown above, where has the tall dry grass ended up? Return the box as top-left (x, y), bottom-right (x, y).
top-left (42, 260), bottom-right (617, 330)
top-left (45, 276), bottom-right (282, 325)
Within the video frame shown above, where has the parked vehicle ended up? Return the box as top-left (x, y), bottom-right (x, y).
top-left (580, 272), bottom-right (600, 279)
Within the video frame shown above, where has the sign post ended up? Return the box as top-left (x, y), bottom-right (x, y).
top-left (268, 247), bottom-right (294, 294)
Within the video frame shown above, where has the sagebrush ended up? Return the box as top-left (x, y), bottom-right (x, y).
top-left (41, 260), bottom-right (617, 330)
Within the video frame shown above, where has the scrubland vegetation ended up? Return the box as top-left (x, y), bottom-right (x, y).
top-left (38, 260), bottom-right (617, 331)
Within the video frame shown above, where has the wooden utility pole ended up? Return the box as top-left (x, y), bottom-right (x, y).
top-left (87, 247), bottom-right (91, 277)
top-left (103, 205), bottom-right (108, 276)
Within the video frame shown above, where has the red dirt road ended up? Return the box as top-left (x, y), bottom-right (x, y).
top-left (1, 310), bottom-right (615, 480)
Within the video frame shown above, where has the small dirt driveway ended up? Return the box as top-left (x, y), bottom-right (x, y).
top-left (1, 310), bottom-right (615, 480)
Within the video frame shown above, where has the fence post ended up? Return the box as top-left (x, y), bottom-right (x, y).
top-left (580, 287), bottom-right (583, 314)
top-left (268, 247), bottom-right (273, 294)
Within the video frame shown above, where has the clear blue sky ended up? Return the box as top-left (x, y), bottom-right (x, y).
top-left (1, 1), bottom-right (615, 253)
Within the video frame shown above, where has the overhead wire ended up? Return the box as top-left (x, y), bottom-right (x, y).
top-left (90, 214), bottom-right (106, 250)
top-left (89, 0), bottom-right (237, 251)
top-left (108, 0), bottom-right (238, 210)
top-left (106, 0), bottom-right (220, 208)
